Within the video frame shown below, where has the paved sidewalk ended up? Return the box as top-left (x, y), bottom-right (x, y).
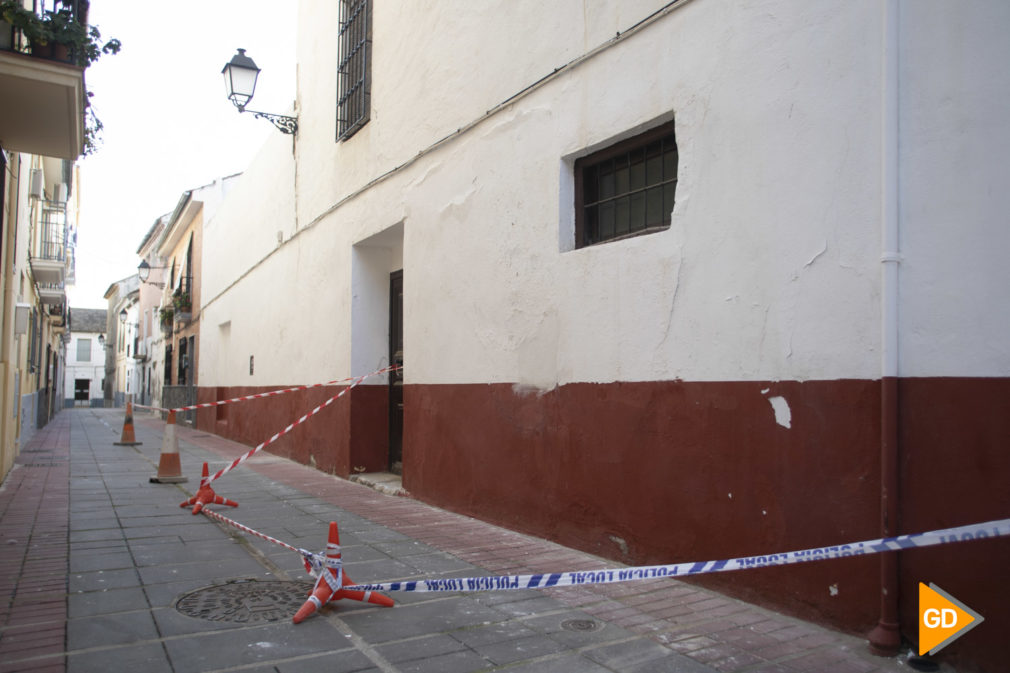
top-left (0, 408), bottom-right (917, 673)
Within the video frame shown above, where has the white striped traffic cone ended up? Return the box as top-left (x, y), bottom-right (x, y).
top-left (150, 410), bottom-right (187, 484)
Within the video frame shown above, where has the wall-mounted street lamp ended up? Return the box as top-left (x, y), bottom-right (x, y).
top-left (119, 309), bottom-right (128, 324)
top-left (137, 260), bottom-right (166, 288)
top-left (222, 48), bottom-right (298, 135)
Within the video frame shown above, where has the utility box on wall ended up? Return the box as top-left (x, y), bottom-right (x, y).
top-left (14, 304), bottom-right (31, 335)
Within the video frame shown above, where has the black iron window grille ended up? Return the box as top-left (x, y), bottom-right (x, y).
top-left (337, 0), bottom-right (372, 141)
top-left (39, 201), bottom-right (67, 261)
top-left (574, 121), bottom-right (678, 248)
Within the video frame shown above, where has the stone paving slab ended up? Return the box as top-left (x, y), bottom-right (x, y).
top-left (0, 409), bottom-right (926, 673)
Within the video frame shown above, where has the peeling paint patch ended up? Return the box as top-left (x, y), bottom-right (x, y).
top-left (609, 535), bottom-right (629, 556)
top-left (766, 395), bottom-right (792, 429)
top-left (512, 383), bottom-right (556, 398)
top-left (829, 584), bottom-right (839, 597)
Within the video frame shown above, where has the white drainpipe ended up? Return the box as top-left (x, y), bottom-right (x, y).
top-left (868, 0), bottom-right (902, 656)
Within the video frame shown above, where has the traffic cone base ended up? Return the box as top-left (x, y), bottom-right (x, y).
top-left (180, 463), bottom-right (239, 514)
top-left (292, 521), bottom-right (394, 623)
top-left (151, 410), bottom-right (187, 483)
top-left (114, 402), bottom-right (142, 446)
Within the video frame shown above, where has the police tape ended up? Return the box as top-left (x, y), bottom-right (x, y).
top-left (204, 366), bottom-right (392, 485)
top-left (195, 504), bottom-right (1010, 595)
top-left (342, 517), bottom-right (1010, 593)
top-left (134, 365), bottom-right (400, 415)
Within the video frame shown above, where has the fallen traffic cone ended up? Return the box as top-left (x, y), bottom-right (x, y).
top-left (292, 521), bottom-right (394, 623)
top-left (180, 462), bottom-right (239, 514)
top-left (149, 410), bottom-right (187, 484)
top-left (114, 402), bottom-right (142, 446)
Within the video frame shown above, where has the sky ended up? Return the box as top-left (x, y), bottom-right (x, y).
top-left (66, 0), bottom-right (296, 309)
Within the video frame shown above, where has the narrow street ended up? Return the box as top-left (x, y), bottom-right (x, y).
top-left (0, 408), bottom-right (914, 673)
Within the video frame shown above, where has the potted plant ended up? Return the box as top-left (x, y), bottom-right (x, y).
top-left (0, 1), bottom-right (16, 50)
top-left (173, 291), bottom-right (192, 313)
top-left (42, 7), bottom-right (120, 65)
top-left (159, 306), bottom-right (175, 330)
top-left (0, 1), bottom-right (41, 52)
top-left (0, 2), bottom-right (119, 66)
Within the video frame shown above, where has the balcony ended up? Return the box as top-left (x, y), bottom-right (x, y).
top-left (37, 281), bottom-right (66, 305)
top-left (48, 302), bottom-right (67, 331)
top-left (29, 200), bottom-right (69, 285)
top-left (0, 37), bottom-right (85, 159)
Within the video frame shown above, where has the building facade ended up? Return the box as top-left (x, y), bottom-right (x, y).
top-left (194, 2), bottom-right (1009, 670)
top-left (102, 276), bottom-right (138, 407)
top-left (135, 215), bottom-right (168, 408)
top-left (2, 0), bottom-right (101, 480)
top-left (153, 176), bottom-right (238, 422)
top-left (64, 307), bottom-right (106, 407)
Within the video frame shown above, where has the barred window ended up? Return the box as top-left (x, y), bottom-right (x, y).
top-left (337, 0), bottom-right (372, 141)
top-left (574, 121), bottom-right (678, 248)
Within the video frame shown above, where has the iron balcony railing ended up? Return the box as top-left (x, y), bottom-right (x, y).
top-left (38, 200), bottom-right (68, 262)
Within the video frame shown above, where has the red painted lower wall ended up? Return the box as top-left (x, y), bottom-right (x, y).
top-left (197, 376), bottom-right (1009, 672)
top-left (896, 377), bottom-right (1010, 672)
top-left (195, 383), bottom-right (388, 476)
top-left (403, 378), bottom-right (1009, 673)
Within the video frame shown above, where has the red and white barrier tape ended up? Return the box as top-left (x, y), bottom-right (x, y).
top-left (200, 507), bottom-right (341, 576)
top-left (204, 366), bottom-right (393, 485)
top-left (134, 365), bottom-right (399, 415)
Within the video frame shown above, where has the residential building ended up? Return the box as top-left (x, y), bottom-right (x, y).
top-left (152, 176), bottom-right (238, 423)
top-left (64, 307), bottom-right (106, 407)
top-left (0, 0), bottom-right (88, 479)
top-left (135, 215), bottom-right (168, 408)
top-left (102, 276), bottom-right (138, 407)
top-left (196, 2), bottom-right (1009, 670)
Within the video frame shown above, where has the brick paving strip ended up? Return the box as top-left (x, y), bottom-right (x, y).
top-left (161, 417), bottom-right (910, 673)
top-left (0, 413), bottom-right (70, 673)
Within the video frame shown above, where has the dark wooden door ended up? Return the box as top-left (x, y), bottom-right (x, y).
top-left (388, 270), bottom-right (404, 473)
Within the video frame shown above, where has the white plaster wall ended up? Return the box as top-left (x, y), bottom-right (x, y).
top-left (345, 0), bottom-right (883, 386)
top-left (199, 131), bottom-right (301, 386)
top-left (201, 0), bottom-right (1009, 388)
top-left (897, 0), bottom-right (1010, 377)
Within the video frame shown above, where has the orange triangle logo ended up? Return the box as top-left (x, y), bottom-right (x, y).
top-left (919, 582), bottom-right (984, 655)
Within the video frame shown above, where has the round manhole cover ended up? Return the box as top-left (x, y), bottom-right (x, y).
top-left (175, 579), bottom-right (314, 624)
top-left (561, 618), bottom-right (601, 632)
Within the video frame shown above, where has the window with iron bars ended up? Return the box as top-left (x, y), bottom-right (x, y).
top-left (337, 0), bottom-right (372, 141)
top-left (574, 120), bottom-right (678, 248)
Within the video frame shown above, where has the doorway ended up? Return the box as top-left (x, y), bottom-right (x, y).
top-left (388, 270), bottom-right (403, 473)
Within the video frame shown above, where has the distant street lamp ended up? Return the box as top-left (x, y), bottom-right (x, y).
top-left (222, 48), bottom-right (298, 135)
top-left (119, 308), bottom-right (127, 323)
top-left (137, 260), bottom-right (166, 288)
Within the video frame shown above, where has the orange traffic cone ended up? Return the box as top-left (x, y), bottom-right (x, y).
top-left (149, 410), bottom-right (187, 484)
top-left (114, 402), bottom-right (142, 446)
top-left (180, 463), bottom-right (239, 514)
top-left (292, 521), bottom-right (394, 623)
